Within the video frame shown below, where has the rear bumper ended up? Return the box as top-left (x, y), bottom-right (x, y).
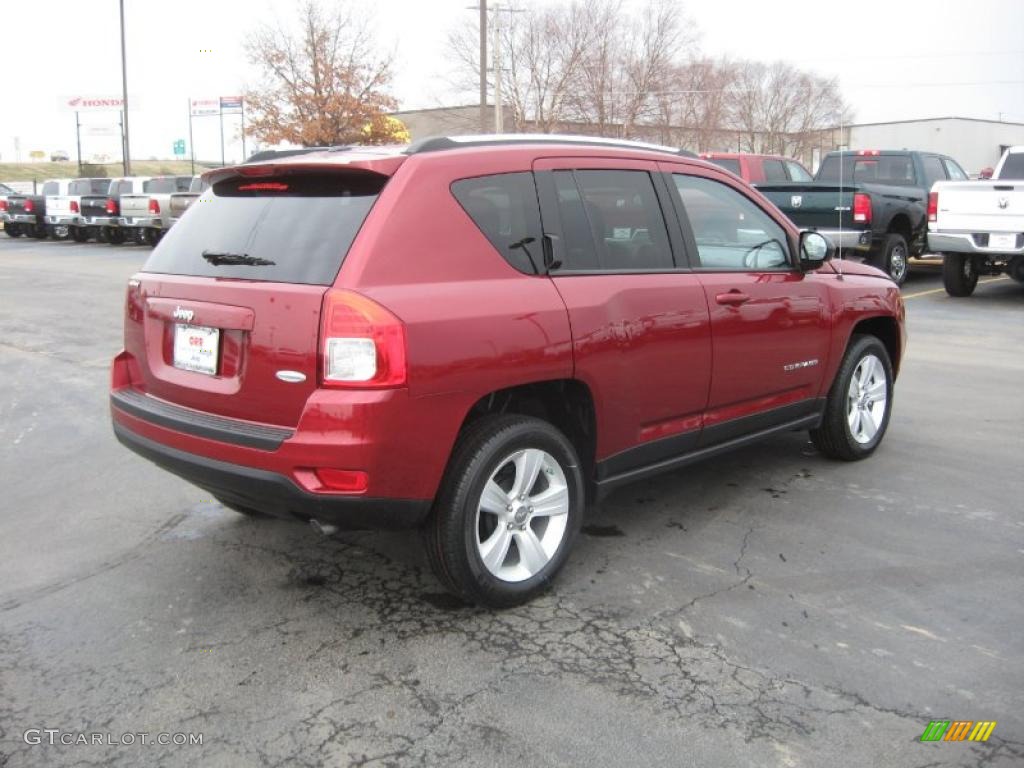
top-left (46, 215), bottom-right (82, 226)
top-left (85, 216), bottom-right (120, 226)
top-left (815, 228), bottom-right (872, 251)
top-left (9, 214), bottom-right (38, 224)
top-left (113, 420), bottom-right (431, 529)
top-left (121, 216), bottom-right (163, 228)
top-left (927, 230), bottom-right (1024, 256)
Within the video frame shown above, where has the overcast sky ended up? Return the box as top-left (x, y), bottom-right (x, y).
top-left (1, 0), bottom-right (1021, 164)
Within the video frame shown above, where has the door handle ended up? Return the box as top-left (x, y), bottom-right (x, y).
top-left (715, 290), bottom-right (750, 306)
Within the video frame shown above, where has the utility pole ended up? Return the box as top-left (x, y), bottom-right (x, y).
top-left (75, 112), bottom-right (83, 176)
top-left (479, 0), bottom-right (488, 133)
top-left (492, 3), bottom-right (502, 133)
top-left (119, 0), bottom-right (131, 176)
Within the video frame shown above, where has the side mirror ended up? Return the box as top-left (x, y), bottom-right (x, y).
top-left (799, 230), bottom-right (833, 271)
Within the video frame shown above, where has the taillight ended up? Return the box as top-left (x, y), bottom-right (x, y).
top-left (70, 200), bottom-right (79, 213)
top-left (0, 200), bottom-right (7, 212)
top-left (320, 289), bottom-right (406, 388)
top-left (857, 149), bottom-right (880, 156)
top-left (148, 199), bottom-right (160, 214)
top-left (105, 197), bottom-right (119, 215)
top-left (927, 192), bottom-right (938, 223)
top-left (24, 199), bottom-right (35, 213)
top-left (853, 192), bottom-right (872, 224)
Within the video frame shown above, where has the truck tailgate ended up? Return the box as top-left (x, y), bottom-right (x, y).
top-left (120, 195), bottom-right (152, 219)
top-left (933, 182), bottom-right (1024, 232)
top-left (756, 183), bottom-right (856, 229)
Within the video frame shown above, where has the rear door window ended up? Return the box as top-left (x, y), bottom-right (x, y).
top-left (550, 170), bottom-right (674, 272)
top-left (451, 172), bottom-right (544, 274)
top-left (762, 160), bottom-right (787, 182)
top-left (142, 172), bottom-right (386, 285)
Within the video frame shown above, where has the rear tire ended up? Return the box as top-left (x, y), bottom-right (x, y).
top-left (30, 224), bottom-right (48, 239)
top-left (4, 223), bottom-right (23, 237)
top-left (942, 253), bottom-right (978, 296)
top-left (423, 415), bottom-right (584, 608)
top-left (106, 227), bottom-right (126, 245)
top-left (873, 233), bottom-right (909, 285)
top-left (70, 226), bottom-right (89, 243)
top-left (811, 335), bottom-right (894, 461)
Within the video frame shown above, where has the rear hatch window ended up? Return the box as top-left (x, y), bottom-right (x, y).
top-left (142, 171), bottom-right (386, 285)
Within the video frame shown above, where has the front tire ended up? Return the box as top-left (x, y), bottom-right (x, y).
top-left (942, 253), bottom-right (978, 296)
top-left (811, 335), bottom-right (894, 461)
top-left (423, 415), bottom-right (584, 608)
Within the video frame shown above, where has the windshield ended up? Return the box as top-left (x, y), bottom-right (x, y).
top-left (142, 171), bottom-right (387, 285)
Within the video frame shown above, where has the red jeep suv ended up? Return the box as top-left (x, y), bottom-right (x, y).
top-left (110, 135), bottom-right (905, 607)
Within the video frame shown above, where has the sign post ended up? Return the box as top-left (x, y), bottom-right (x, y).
top-left (75, 112), bottom-right (83, 175)
top-left (219, 97), bottom-right (243, 165)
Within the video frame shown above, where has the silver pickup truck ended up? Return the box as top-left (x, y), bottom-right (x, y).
top-left (928, 146), bottom-right (1024, 296)
top-left (119, 175), bottom-right (195, 245)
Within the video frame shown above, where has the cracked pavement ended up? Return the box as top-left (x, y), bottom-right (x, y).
top-left (1, 242), bottom-right (1022, 767)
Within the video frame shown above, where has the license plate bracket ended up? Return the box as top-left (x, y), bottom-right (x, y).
top-left (173, 323), bottom-right (220, 376)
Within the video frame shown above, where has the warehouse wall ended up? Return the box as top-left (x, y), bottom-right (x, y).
top-left (848, 119), bottom-right (1024, 175)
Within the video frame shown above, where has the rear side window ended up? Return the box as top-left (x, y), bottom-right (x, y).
top-left (550, 170), bottom-right (674, 272)
top-left (785, 161), bottom-right (812, 181)
top-left (921, 156), bottom-right (947, 183)
top-left (142, 172), bottom-right (386, 285)
top-left (707, 157), bottom-right (741, 175)
top-left (998, 153), bottom-right (1024, 179)
top-left (762, 159), bottom-right (787, 182)
top-left (451, 172), bottom-right (544, 274)
top-left (943, 159), bottom-right (968, 180)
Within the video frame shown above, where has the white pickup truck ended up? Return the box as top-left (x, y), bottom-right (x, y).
top-left (45, 178), bottom-right (111, 241)
top-left (928, 146), bottom-right (1024, 296)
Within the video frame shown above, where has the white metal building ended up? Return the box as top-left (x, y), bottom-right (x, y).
top-left (846, 117), bottom-right (1024, 175)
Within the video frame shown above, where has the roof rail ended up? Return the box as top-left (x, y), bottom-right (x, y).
top-left (406, 134), bottom-right (697, 158)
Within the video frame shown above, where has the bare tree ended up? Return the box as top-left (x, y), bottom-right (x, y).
top-left (243, 1), bottom-right (399, 146)
top-left (726, 60), bottom-right (851, 157)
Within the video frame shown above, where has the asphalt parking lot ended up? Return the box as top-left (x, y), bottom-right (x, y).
top-left (1, 239), bottom-right (1022, 767)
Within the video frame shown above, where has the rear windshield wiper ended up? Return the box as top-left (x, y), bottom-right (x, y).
top-left (201, 250), bottom-right (276, 267)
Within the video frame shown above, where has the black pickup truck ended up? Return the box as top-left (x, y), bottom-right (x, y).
top-left (2, 188), bottom-right (49, 239)
top-left (758, 150), bottom-right (969, 285)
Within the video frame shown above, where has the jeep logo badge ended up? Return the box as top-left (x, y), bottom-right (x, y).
top-left (172, 307), bottom-right (194, 322)
top-left (791, 195), bottom-right (803, 208)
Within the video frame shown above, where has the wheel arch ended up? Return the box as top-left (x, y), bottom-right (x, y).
top-left (849, 315), bottom-right (902, 377)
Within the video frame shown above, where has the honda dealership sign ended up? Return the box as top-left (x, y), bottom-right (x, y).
top-left (61, 95), bottom-right (140, 112)
top-left (190, 98), bottom-right (220, 117)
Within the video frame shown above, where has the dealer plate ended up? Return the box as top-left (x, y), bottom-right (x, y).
top-left (989, 233), bottom-right (1016, 251)
top-left (173, 324), bottom-right (220, 375)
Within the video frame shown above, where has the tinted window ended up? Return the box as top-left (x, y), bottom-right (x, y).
top-left (451, 172), bottom-right (544, 274)
top-left (42, 182), bottom-right (60, 196)
top-left (144, 177), bottom-right (192, 193)
top-left (550, 170), bottom-right (674, 272)
top-left (112, 181), bottom-right (133, 197)
top-left (818, 155), bottom-right (917, 186)
top-left (943, 159), bottom-right (968, 180)
top-left (762, 159), bottom-right (787, 182)
top-left (674, 174), bottom-right (789, 270)
top-left (921, 156), bottom-right (947, 183)
top-left (69, 179), bottom-right (110, 195)
top-left (143, 172), bottom-right (385, 285)
top-left (785, 162), bottom-right (812, 181)
top-left (998, 153), bottom-right (1024, 180)
top-left (707, 157), bottom-right (741, 175)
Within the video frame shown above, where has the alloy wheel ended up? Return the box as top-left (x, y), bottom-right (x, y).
top-left (846, 353), bottom-right (888, 444)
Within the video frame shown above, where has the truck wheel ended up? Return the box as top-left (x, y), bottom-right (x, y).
top-left (4, 224), bottom-right (23, 237)
top-left (875, 233), bottom-right (909, 285)
top-left (30, 224), bottom-right (48, 239)
top-left (811, 334), bottom-right (893, 461)
top-left (107, 228), bottom-right (126, 245)
top-left (70, 226), bottom-right (89, 243)
top-left (423, 414), bottom-right (584, 608)
top-left (942, 254), bottom-right (978, 296)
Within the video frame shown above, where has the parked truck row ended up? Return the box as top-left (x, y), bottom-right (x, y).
top-left (1, 175), bottom-right (205, 245)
